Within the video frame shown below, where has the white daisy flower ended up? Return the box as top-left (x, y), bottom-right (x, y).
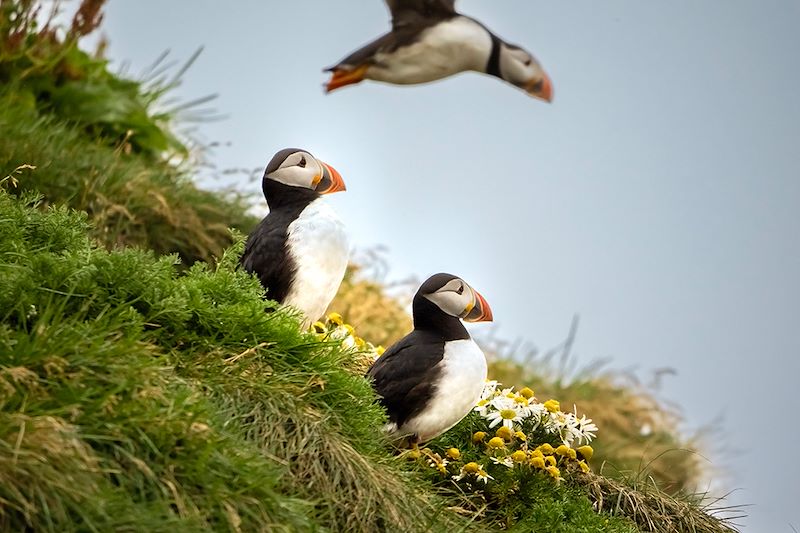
top-left (452, 462), bottom-right (493, 484)
top-left (485, 397), bottom-right (528, 429)
top-left (490, 456), bottom-right (514, 468)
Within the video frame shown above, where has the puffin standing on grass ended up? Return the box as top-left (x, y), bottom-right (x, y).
top-left (241, 148), bottom-right (349, 327)
top-left (367, 273), bottom-right (493, 445)
top-left (325, 0), bottom-right (553, 102)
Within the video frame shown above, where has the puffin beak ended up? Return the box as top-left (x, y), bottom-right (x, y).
top-left (314, 161), bottom-right (346, 194)
top-left (525, 71), bottom-right (553, 102)
top-left (464, 289), bottom-right (493, 323)
top-left (325, 65), bottom-right (369, 93)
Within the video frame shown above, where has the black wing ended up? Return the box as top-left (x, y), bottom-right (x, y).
top-left (325, 0), bottom-right (458, 71)
top-left (385, 0), bottom-right (457, 29)
top-left (239, 216), bottom-right (295, 303)
top-left (366, 330), bottom-right (446, 428)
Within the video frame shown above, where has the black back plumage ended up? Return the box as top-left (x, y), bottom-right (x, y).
top-left (366, 274), bottom-right (470, 430)
top-left (366, 330), bottom-right (447, 428)
top-left (326, 0), bottom-right (459, 71)
top-left (386, 0), bottom-right (457, 29)
top-left (240, 155), bottom-right (320, 303)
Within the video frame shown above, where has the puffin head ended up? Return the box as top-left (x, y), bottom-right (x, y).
top-left (415, 273), bottom-right (493, 324)
top-left (263, 148), bottom-right (346, 197)
top-left (497, 43), bottom-right (553, 102)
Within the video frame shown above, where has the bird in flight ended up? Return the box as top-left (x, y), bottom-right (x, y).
top-left (325, 0), bottom-right (552, 102)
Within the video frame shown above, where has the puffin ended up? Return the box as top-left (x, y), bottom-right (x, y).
top-left (325, 0), bottom-right (552, 102)
top-left (366, 273), bottom-right (493, 445)
top-left (240, 148), bottom-right (350, 327)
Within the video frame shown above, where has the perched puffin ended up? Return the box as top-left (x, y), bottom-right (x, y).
top-left (240, 148), bottom-right (349, 327)
top-left (367, 273), bottom-right (493, 445)
top-left (325, 0), bottom-right (552, 101)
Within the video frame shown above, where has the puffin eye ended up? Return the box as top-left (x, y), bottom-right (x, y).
top-left (456, 285), bottom-right (464, 295)
top-left (524, 58), bottom-right (532, 66)
top-left (298, 156), bottom-right (307, 168)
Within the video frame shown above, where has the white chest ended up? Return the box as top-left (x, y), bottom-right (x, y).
top-left (402, 339), bottom-right (488, 442)
top-left (284, 199), bottom-right (350, 326)
top-left (369, 17), bottom-right (492, 84)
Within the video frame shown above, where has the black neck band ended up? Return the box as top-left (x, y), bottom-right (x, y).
top-left (486, 33), bottom-right (502, 77)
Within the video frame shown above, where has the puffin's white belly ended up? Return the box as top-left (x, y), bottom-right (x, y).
top-left (401, 339), bottom-right (487, 442)
top-left (369, 17), bottom-right (492, 85)
top-left (283, 199), bottom-right (349, 327)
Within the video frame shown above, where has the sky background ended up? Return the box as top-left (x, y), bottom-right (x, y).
top-left (89, 1), bottom-right (799, 530)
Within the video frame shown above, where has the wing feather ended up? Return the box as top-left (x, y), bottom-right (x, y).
top-left (367, 330), bottom-right (445, 429)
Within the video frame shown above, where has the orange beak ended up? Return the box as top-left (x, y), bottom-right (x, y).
top-left (526, 71), bottom-right (553, 103)
top-left (464, 289), bottom-right (493, 323)
top-left (325, 65), bottom-right (369, 93)
top-left (315, 161), bottom-right (346, 194)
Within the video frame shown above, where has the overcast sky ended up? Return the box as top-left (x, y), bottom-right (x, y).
top-left (93, 1), bottom-right (799, 530)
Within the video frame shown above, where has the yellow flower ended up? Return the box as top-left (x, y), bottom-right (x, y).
top-left (511, 450), bottom-right (527, 463)
top-left (531, 456), bottom-right (545, 469)
top-left (327, 312), bottom-right (344, 325)
top-left (472, 431), bottom-right (487, 444)
top-left (543, 399), bottom-right (560, 413)
top-left (446, 448), bottom-right (461, 460)
top-left (530, 449), bottom-right (544, 460)
top-left (519, 387), bottom-right (535, 399)
top-left (495, 426), bottom-right (514, 441)
top-left (577, 445), bottom-right (594, 461)
top-left (407, 449), bottom-right (421, 460)
top-left (463, 462), bottom-right (480, 474)
top-left (514, 430), bottom-right (527, 441)
top-left (578, 460), bottom-right (590, 473)
top-left (376, 345), bottom-right (385, 356)
top-left (545, 456), bottom-right (557, 467)
top-left (488, 437), bottom-right (505, 449)
top-left (555, 444), bottom-right (570, 457)
top-left (312, 321), bottom-right (326, 333)
top-left (537, 443), bottom-right (555, 455)
top-left (354, 336), bottom-right (366, 348)
top-left (545, 465), bottom-right (561, 480)
top-left (567, 448), bottom-right (577, 460)
top-left (343, 324), bottom-right (355, 336)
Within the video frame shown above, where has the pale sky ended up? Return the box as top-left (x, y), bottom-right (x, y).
top-left (94, 1), bottom-right (800, 530)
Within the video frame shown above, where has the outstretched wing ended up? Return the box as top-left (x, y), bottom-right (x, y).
top-left (366, 330), bottom-right (445, 429)
top-left (384, 0), bottom-right (457, 29)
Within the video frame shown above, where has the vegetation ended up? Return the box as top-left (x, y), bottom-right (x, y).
top-left (0, 1), bottom-right (741, 531)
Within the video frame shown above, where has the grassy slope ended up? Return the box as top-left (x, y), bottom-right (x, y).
top-left (0, 188), bottom-right (455, 531)
top-left (0, 184), bottom-right (642, 532)
top-left (0, 88), bottom-right (257, 265)
top-left (0, 84), bottom-right (641, 529)
top-left (0, 17), bottom-right (737, 528)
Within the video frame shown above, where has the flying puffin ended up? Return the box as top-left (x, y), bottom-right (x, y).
top-left (367, 273), bottom-right (493, 445)
top-left (240, 148), bottom-right (349, 327)
top-left (325, 0), bottom-right (552, 102)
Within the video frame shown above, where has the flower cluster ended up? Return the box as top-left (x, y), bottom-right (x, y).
top-left (312, 312), bottom-right (385, 360)
top-left (415, 381), bottom-right (598, 490)
top-left (476, 381), bottom-right (597, 446)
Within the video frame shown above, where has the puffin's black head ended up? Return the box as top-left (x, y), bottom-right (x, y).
top-left (262, 148), bottom-right (346, 207)
top-left (495, 42), bottom-right (553, 102)
top-left (413, 273), bottom-right (493, 333)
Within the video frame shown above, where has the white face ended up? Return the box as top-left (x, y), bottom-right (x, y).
top-left (266, 151), bottom-right (325, 189)
top-left (423, 278), bottom-right (476, 318)
top-left (498, 44), bottom-right (546, 90)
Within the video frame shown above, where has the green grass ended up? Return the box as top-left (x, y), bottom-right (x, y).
top-left (0, 3), bottom-right (741, 529)
top-left (0, 87), bottom-right (258, 265)
top-left (0, 186), bottom-right (651, 531)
